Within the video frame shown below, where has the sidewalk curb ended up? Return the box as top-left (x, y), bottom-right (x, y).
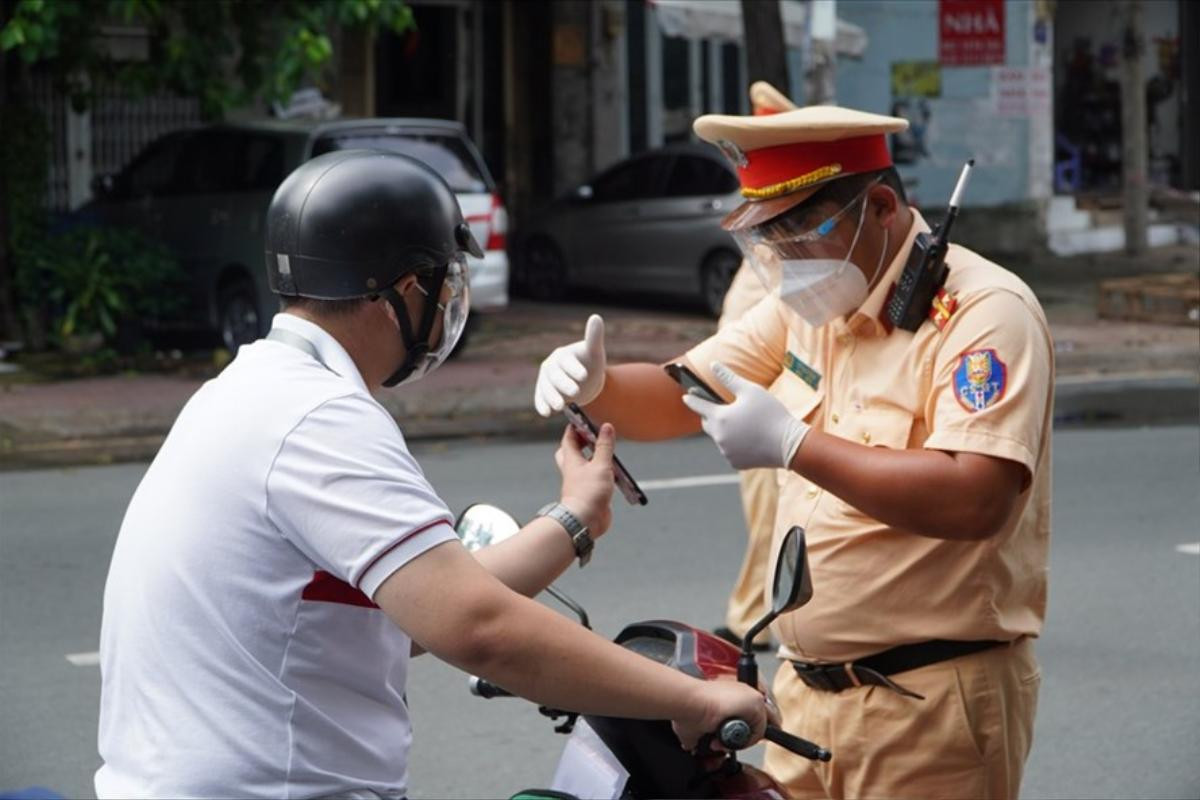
top-left (2, 372), bottom-right (1195, 471)
top-left (1052, 372), bottom-right (1199, 428)
top-left (0, 412), bottom-right (565, 472)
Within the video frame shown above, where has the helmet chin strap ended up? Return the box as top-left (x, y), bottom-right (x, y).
top-left (380, 265), bottom-right (448, 387)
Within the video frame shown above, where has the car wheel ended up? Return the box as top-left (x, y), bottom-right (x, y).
top-left (700, 250), bottom-right (740, 318)
top-left (521, 237), bottom-right (568, 300)
top-left (218, 279), bottom-right (262, 352)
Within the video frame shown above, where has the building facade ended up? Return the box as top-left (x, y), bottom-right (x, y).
top-left (30, 0), bottom-right (1197, 255)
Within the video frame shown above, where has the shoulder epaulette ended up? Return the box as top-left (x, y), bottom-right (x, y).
top-left (929, 289), bottom-right (958, 331)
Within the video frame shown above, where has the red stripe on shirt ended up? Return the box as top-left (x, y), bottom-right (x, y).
top-left (300, 518), bottom-right (453, 606)
top-left (301, 571), bottom-right (379, 608)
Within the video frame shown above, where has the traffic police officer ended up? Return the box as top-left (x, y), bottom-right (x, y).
top-left (534, 107), bottom-right (1054, 799)
top-left (715, 80), bottom-right (796, 651)
top-left (95, 150), bottom-right (770, 797)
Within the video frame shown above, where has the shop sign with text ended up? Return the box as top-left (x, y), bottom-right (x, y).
top-left (939, 0), bottom-right (1006, 66)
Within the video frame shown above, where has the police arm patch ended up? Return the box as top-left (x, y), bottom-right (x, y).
top-left (953, 349), bottom-right (1008, 412)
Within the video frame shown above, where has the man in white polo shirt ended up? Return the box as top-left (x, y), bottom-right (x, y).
top-left (95, 151), bottom-right (770, 799)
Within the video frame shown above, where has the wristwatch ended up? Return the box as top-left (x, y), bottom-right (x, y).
top-left (537, 502), bottom-right (594, 567)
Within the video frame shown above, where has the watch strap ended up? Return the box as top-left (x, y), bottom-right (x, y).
top-left (537, 502), bottom-right (593, 567)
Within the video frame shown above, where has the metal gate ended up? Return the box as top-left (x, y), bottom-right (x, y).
top-left (29, 69), bottom-right (202, 213)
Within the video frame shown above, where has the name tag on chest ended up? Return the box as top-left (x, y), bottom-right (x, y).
top-left (784, 351), bottom-right (821, 390)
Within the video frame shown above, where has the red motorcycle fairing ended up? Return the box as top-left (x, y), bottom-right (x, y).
top-left (613, 620), bottom-right (740, 680)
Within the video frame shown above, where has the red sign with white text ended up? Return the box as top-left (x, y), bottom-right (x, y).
top-left (939, 0), bottom-right (1006, 66)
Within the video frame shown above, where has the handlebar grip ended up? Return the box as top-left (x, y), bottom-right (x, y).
top-left (765, 725), bottom-right (831, 762)
top-left (717, 718), bottom-right (754, 750)
top-left (467, 675), bottom-right (513, 699)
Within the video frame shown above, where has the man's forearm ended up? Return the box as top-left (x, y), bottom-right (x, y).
top-left (789, 431), bottom-right (1024, 540)
top-left (381, 543), bottom-right (708, 723)
top-left (584, 363), bottom-right (702, 440)
top-left (466, 588), bottom-right (709, 724)
top-left (472, 516), bottom-right (577, 597)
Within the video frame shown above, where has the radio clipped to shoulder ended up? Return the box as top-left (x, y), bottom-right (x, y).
top-left (885, 160), bottom-right (975, 332)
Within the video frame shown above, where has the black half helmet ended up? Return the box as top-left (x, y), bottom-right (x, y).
top-left (265, 149), bottom-right (483, 299)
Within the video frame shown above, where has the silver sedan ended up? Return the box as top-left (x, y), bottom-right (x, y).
top-left (515, 144), bottom-right (744, 317)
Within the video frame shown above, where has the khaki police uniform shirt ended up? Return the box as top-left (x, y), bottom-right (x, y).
top-left (719, 261), bottom-right (770, 329)
top-left (685, 210), bottom-right (1054, 663)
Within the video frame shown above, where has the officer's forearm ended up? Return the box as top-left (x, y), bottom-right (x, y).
top-left (788, 431), bottom-right (1025, 540)
top-left (584, 362), bottom-right (701, 440)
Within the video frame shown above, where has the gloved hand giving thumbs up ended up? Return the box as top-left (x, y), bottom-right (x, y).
top-left (534, 314), bottom-right (608, 417)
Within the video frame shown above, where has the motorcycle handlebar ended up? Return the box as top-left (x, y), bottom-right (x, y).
top-left (717, 719), bottom-right (831, 762)
top-left (467, 675), bottom-right (513, 699)
top-left (764, 726), bottom-right (832, 762)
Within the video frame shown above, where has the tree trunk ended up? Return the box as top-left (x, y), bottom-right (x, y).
top-left (1121, 0), bottom-right (1149, 256)
top-left (741, 0), bottom-right (789, 94)
top-left (0, 2), bottom-right (21, 342)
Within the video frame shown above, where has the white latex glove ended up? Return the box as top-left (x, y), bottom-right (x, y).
top-left (534, 314), bottom-right (607, 417)
top-left (681, 361), bottom-right (811, 470)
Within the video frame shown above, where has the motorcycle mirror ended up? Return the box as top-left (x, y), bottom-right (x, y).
top-left (736, 526), bottom-right (812, 686)
top-left (771, 526), bottom-right (813, 616)
top-left (454, 503), bottom-right (521, 552)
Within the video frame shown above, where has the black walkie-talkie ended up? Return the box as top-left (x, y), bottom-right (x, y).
top-left (886, 160), bottom-right (975, 331)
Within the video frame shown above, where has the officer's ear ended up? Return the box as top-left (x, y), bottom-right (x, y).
top-left (866, 183), bottom-right (900, 229)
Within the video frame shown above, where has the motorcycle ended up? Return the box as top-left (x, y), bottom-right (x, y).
top-left (453, 503), bottom-right (831, 800)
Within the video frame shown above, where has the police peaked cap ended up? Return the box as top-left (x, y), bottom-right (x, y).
top-left (265, 150), bottom-right (483, 300)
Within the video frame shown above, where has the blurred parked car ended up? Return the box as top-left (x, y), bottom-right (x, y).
top-left (513, 143), bottom-right (742, 316)
top-left (82, 118), bottom-right (508, 351)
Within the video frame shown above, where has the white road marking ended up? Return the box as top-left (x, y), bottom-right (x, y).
top-left (66, 650), bottom-right (100, 666)
top-left (1176, 543), bottom-right (1200, 556)
top-left (640, 473), bottom-right (740, 491)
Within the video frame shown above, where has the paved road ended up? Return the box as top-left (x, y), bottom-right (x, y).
top-left (1, 427), bottom-right (1197, 798)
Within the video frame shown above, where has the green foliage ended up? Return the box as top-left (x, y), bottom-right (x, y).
top-left (0, 0), bottom-right (413, 348)
top-left (1, 0), bottom-right (415, 118)
top-left (21, 225), bottom-right (184, 344)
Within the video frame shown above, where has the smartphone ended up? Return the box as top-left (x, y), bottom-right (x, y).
top-left (664, 362), bottom-right (726, 405)
top-left (563, 403), bottom-right (649, 506)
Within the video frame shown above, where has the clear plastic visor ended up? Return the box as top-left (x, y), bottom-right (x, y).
top-left (397, 251), bottom-right (471, 385)
top-left (732, 178), bottom-right (880, 291)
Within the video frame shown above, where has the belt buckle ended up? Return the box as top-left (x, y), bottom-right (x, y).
top-left (795, 662), bottom-right (839, 692)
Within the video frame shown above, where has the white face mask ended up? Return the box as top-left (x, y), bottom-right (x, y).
top-left (766, 193), bottom-right (888, 327)
top-left (778, 255), bottom-right (872, 327)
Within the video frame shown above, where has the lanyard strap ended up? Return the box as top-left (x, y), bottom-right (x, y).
top-left (266, 328), bottom-right (329, 371)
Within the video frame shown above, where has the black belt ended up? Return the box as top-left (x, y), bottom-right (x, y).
top-left (792, 639), bottom-right (1007, 700)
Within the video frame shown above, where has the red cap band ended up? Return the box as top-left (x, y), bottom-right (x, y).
top-left (738, 134), bottom-right (894, 198)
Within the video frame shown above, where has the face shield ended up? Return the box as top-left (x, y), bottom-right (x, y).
top-left (731, 177), bottom-right (881, 292)
top-left (730, 177), bottom-right (885, 327)
top-left (383, 251), bottom-right (471, 387)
